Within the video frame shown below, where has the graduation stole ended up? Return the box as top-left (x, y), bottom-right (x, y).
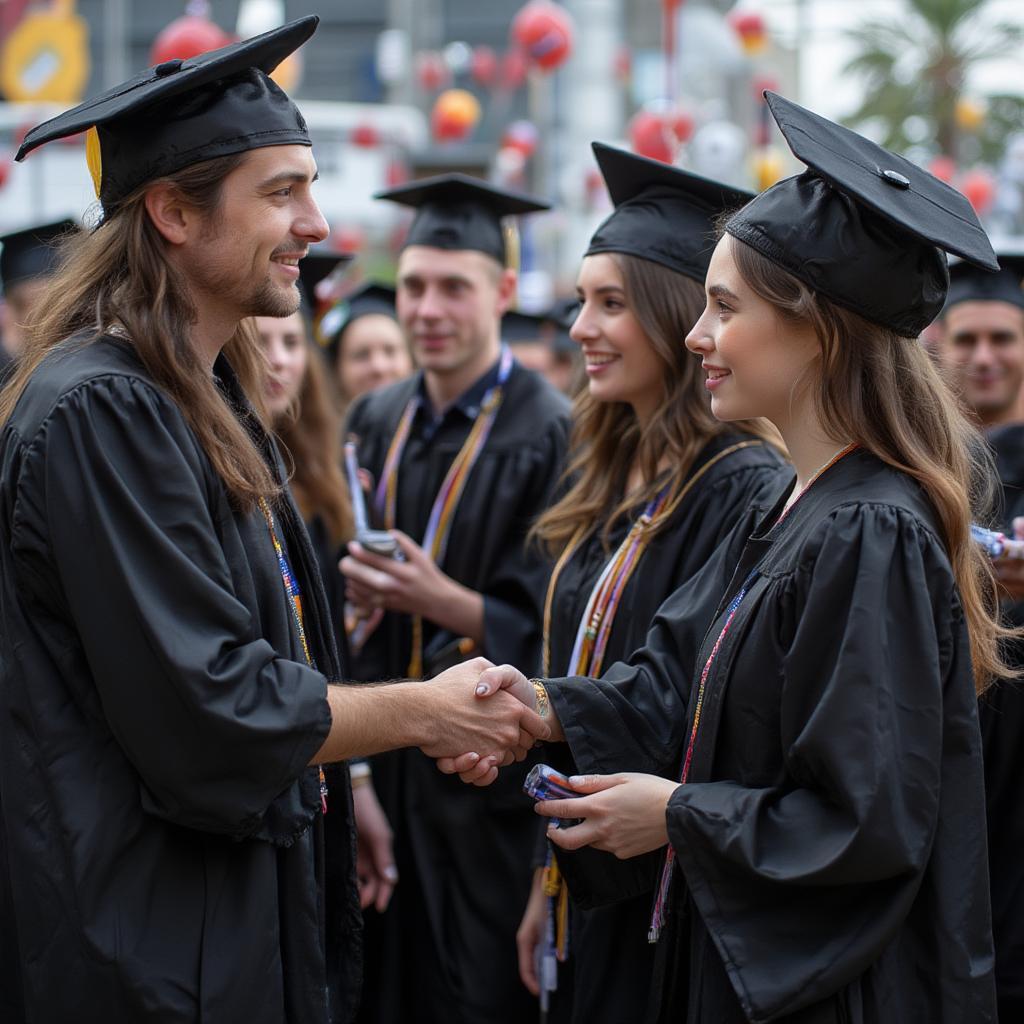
top-left (538, 440), bottom-right (761, 972)
top-left (648, 441), bottom-right (859, 942)
top-left (374, 346), bottom-right (514, 677)
top-left (259, 496), bottom-right (329, 814)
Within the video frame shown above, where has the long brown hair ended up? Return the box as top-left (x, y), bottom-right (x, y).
top-left (533, 251), bottom-right (779, 553)
top-left (272, 333), bottom-right (354, 545)
top-left (0, 153), bottom-right (277, 510)
top-left (730, 235), bottom-right (1010, 693)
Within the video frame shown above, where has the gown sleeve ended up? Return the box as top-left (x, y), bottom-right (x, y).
top-left (544, 514), bottom-right (751, 779)
top-left (667, 503), bottom-right (983, 1022)
top-left (11, 375), bottom-right (332, 838)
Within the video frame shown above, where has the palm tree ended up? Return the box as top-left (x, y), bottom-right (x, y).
top-left (842, 0), bottom-right (1023, 163)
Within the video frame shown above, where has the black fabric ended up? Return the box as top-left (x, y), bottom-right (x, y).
top-left (544, 450), bottom-right (996, 1024)
top-left (542, 434), bottom-right (787, 1024)
top-left (345, 362), bottom-right (570, 1024)
top-left (586, 143), bottom-right (752, 283)
top-left (979, 421), bottom-right (1024, 1022)
top-left (15, 17), bottom-right (317, 208)
top-left (0, 336), bottom-right (361, 1023)
top-left (299, 248), bottom-right (354, 312)
top-left (946, 253), bottom-right (1024, 312)
top-left (726, 92), bottom-right (998, 338)
top-left (0, 219), bottom-right (77, 292)
top-left (375, 173), bottom-right (550, 263)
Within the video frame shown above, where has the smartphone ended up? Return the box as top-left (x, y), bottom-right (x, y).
top-left (345, 440), bottom-right (404, 561)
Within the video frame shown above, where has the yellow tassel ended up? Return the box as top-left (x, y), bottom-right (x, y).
top-left (85, 126), bottom-right (102, 199)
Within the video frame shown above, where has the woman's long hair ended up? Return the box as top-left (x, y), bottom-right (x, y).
top-left (730, 235), bottom-right (1010, 693)
top-left (533, 251), bottom-right (779, 553)
top-left (273, 336), bottom-right (354, 545)
top-left (0, 153), bottom-right (276, 510)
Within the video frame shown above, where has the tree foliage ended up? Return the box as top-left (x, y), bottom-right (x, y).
top-left (842, 0), bottom-right (1024, 163)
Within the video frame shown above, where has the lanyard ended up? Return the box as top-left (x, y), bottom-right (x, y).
top-left (259, 496), bottom-right (328, 814)
top-left (374, 346), bottom-right (514, 676)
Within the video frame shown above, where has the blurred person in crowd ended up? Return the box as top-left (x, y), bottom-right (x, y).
top-left (321, 281), bottom-right (413, 411)
top-left (0, 219), bottom-right (78, 371)
top-left (514, 143), bottom-right (787, 1024)
top-left (0, 20), bottom-right (547, 1023)
top-left (342, 174), bottom-right (570, 1024)
top-left (448, 95), bottom-right (1003, 1024)
top-left (503, 302), bottom-right (582, 397)
top-left (938, 250), bottom-right (1024, 1022)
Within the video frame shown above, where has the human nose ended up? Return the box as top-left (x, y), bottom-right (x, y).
top-left (971, 338), bottom-right (996, 369)
top-left (297, 197), bottom-right (330, 244)
top-left (685, 308), bottom-right (713, 354)
top-left (568, 302), bottom-right (596, 345)
top-left (416, 285), bottom-right (444, 321)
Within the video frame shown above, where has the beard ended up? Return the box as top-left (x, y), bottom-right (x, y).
top-left (243, 274), bottom-right (301, 319)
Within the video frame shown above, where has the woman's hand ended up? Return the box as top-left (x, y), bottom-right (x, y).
top-left (535, 773), bottom-right (680, 860)
top-left (352, 781), bottom-right (398, 912)
top-left (516, 867), bottom-right (547, 997)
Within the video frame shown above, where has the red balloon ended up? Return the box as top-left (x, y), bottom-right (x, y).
top-left (150, 15), bottom-right (231, 66)
top-left (628, 110), bottom-right (674, 165)
top-left (471, 45), bottom-right (499, 88)
top-left (668, 110), bottom-right (695, 143)
top-left (960, 169), bottom-right (995, 215)
top-left (0, 157), bottom-right (11, 190)
top-left (928, 155), bottom-right (957, 184)
top-left (332, 226), bottom-right (365, 255)
top-left (727, 10), bottom-right (766, 41)
top-left (415, 51), bottom-right (450, 93)
top-left (501, 47), bottom-right (528, 90)
top-left (350, 123), bottom-right (380, 148)
top-left (511, 1), bottom-right (574, 72)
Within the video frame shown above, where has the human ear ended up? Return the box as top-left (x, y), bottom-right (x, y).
top-left (143, 184), bottom-right (191, 246)
top-left (494, 267), bottom-right (518, 316)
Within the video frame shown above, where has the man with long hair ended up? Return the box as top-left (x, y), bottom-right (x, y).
top-left (0, 18), bottom-right (546, 1024)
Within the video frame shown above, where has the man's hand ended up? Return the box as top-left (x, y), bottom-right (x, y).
top-left (436, 665), bottom-right (564, 786)
top-left (419, 658), bottom-right (550, 764)
top-left (340, 531), bottom-right (484, 644)
top-left (535, 773), bottom-right (680, 860)
top-left (352, 781), bottom-right (398, 912)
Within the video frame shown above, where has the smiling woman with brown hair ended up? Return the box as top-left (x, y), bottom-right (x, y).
top-left (516, 143), bottom-right (787, 1024)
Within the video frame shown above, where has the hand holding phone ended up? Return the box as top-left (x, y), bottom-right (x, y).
top-left (523, 764), bottom-right (582, 828)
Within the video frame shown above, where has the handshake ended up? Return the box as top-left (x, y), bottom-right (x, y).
top-left (419, 659), bottom-right (559, 786)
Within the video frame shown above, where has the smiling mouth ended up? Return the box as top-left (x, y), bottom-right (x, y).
top-left (584, 353), bottom-right (619, 366)
top-left (704, 368), bottom-right (730, 380)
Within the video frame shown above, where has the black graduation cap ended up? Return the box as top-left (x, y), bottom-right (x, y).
top-left (15, 17), bottom-right (318, 210)
top-left (0, 219), bottom-right (77, 293)
top-left (298, 247), bottom-right (355, 312)
top-left (375, 174), bottom-right (550, 264)
top-left (319, 282), bottom-right (398, 358)
top-left (502, 310), bottom-right (547, 344)
top-left (544, 297), bottom-right (580, 355)
top-left (726, 92), bottom-right (999, 338)
top-left (945, 252), bottom-right (1024, 312)
top-left (587, 142), bottom-right (753, 283)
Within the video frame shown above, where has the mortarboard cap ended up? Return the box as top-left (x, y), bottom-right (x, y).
top-left (587, 142), bottom-right (752, 283)
top-left (298, 247), bottom-right (355, 312)
top-left (502, 310), bottom-right (547, 344)
top-left (15, 17), bottom-right (318, 210)
top-left (544, 298), bottom-right (580, 355)
top-left (0, 219), bottom-right (77, 293)
top-left (725, 92), bottom-right (999, 338)
top-left (375, 173), bottom-right (550, 264)
top-left (945, 252), bottom-right (1024, 313)
top-left (320, 282), bottom-right (398, 358)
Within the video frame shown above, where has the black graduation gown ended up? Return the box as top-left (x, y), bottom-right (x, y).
top-left (544, 450), bottom-right (996, 1024)
top-left (0, 337), bottom-right (362, 1023)
top-left (979, 421), bottom-right (1024, 1020)
top-left (345, 361), bottom-right (570, 1024)
top-left (542, 433), bottom-right (787, 1024)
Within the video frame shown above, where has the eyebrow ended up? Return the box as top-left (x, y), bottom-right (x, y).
top-left (575, 284), bottom-right (624, 296)
top-left (400, 273), bottom-right (474, 288)
top-left (257, 169), bottom-right (320, 190)
top-left (708, 284), bottom-right (741, 303)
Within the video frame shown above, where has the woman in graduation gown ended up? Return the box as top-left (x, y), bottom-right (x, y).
top-left (451, 95), bottom-right (1005, 1022)
top-left (515, 143), bottom-right (787, 1023)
